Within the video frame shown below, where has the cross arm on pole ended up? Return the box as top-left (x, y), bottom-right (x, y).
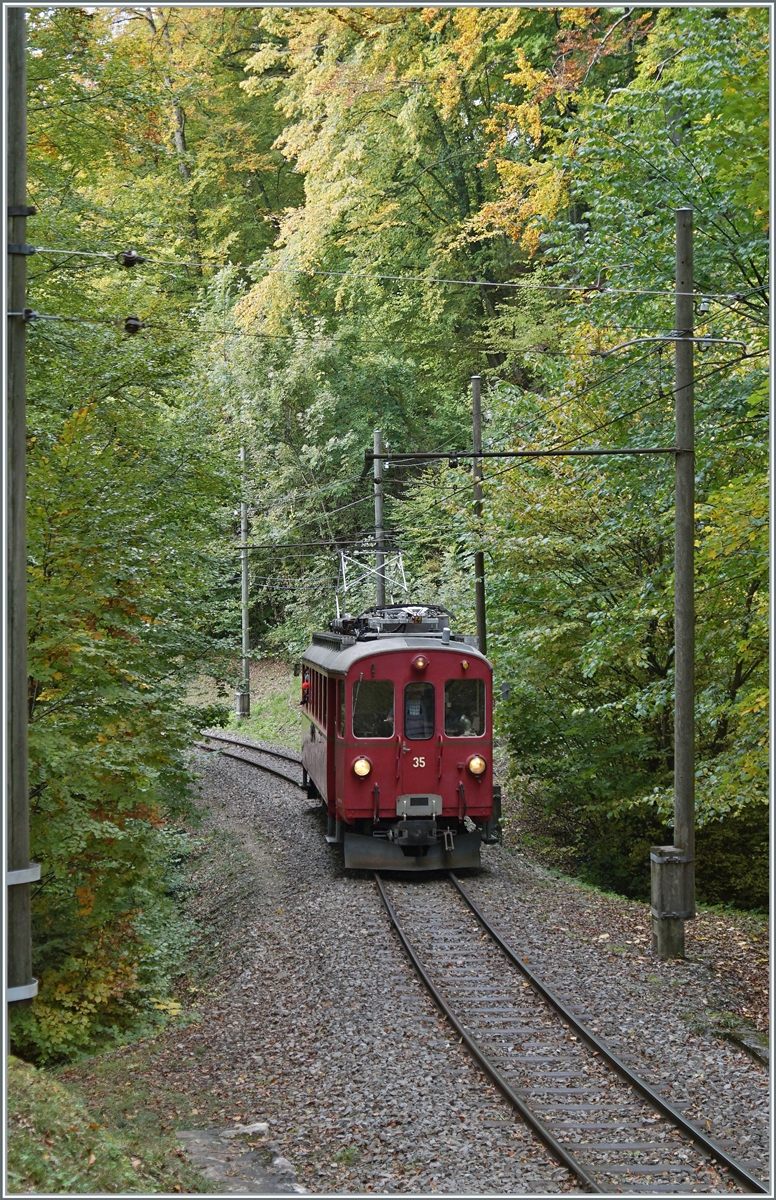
top-left (591, 334), bottom-right (746, 358)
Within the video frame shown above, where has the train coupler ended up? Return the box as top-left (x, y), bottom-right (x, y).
top-left (388, 818), bottom-right (437, 847)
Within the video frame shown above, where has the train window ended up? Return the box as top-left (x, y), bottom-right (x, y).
top-left (444, 679), bottom-right (485, 736)
top-left (404, 682), bottom-right (435, 740)
top-left (337, 680), bottom-right (345, 737)
top-left (353, 680), bottom-right (394, 738)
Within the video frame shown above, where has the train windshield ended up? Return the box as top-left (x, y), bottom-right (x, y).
top-left (444, 679), bottom-right (485, 736)
top-left (352, 679), bottom-right (394, 738)
top-left (404, 682), bottom-right (435, 740)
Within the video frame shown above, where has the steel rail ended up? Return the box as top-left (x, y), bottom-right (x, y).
top-left (202, 731), bottom-right (301, 767)
top-left (374, 872), bottom-right (602, 1193)
top-left (449, 872), bottom-right (767, 1196)
top-left (195, 736), bottom-right (304, 789)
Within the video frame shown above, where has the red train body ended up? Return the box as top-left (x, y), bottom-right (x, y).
top-left (300, 604), bottom-right (500, 870)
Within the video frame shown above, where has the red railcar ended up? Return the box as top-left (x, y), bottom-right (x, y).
top-left (300, 604), bottom-right (500, 870)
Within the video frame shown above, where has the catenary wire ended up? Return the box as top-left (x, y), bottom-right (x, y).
top-left (19, 310), bottom-right (583, 355)
top-left (27, 246), bottom-right (768, 302)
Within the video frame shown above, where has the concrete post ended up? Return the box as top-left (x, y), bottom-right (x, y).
top-left (653, 208), bottom-right (696, 959)
top-left (236, 445), bottom-right (250, 717)
top-left (472, 376), bottom-right (486, 655)
top-left (374, 429), bottom-right (385, 607)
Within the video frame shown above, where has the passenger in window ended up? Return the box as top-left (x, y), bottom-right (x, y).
top-left (445, 696), bottom-right (472, 735)
top-left (445, 679), bottom-right (484, 736)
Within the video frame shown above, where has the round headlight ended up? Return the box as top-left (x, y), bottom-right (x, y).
top-left (352, 757), bottom-right (372, 778)
top-left (467, 755), bottom-right (487, 777)
top-left (412, 654), bottom-right (429, 671)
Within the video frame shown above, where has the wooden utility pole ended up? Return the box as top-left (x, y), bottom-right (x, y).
top-left (235, 445), bottom-right (250, 718)
top-left (7, 6), bottom-right (39, 1006)
top-left (472, 375), bottom-right (487, 655)
top-left (373, 429), bottom-right (385, 607)
top-left (652, 208), bottom-right (695, 959)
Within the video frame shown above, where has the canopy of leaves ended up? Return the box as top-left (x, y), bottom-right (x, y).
top-left (14, 5), bottom-right (769, 1062)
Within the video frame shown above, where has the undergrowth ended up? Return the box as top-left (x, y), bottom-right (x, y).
top-left (7, 1056), bottom-right (212, 1194)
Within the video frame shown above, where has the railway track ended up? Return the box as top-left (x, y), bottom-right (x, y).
top-left (195, 737), bottom-right (766, 1194)
top-left (195, 730), bottom-right (304, 788)
top-left (376, 873), bottom-right (767, 1196)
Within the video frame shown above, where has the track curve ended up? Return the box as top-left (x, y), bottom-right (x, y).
top-left (195, 730), bottom-right (304, 788)
top-left (376, 872), bottom-right (766, 1196)
top-left (192, 739), bottom-right (766, 1194)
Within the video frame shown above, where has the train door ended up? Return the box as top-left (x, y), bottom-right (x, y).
top-left (401, 677), bottom-right (440, 800)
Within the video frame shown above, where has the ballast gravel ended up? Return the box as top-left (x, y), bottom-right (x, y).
top-left (163, 746), bottom-right (767, 1194)
top-left (461, 864), bottom-right (770, 1185)
top-left (175, 750), bottom-right (575, 1194)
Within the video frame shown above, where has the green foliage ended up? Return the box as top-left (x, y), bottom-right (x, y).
top-left (7, 1055), bottom-right (214, 1194)
top-left (479, 7), bottom-right (768, 900)
top-left (20, 342), bottom-right (233, 1058)
top-left (18, 3), bottom-right (769, 1075)
top-left (228, 7), bottom-right (768, 903)
top-left (200, 6), bottom-right (767, 904)
top-left (18, 7), bottom-right (275, 1061)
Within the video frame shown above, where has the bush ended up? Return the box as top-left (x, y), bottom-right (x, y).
top-left (507, 782), bottom-right (768, 911)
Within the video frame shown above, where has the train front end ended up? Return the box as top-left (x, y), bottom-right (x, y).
top-left (301, 605), bottom-right (499, 871)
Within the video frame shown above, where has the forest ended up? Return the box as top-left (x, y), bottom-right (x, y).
top-left (14, 5), bottom-right (768, 1063)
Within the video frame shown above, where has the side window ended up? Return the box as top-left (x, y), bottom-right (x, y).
top-left (444, 679), bottom-right (485, 737)
top-left (353, 680), bottom-right (394, 738)
top-left (311, 669), bottom-right (327, 728)
top-left (302, 667), bottom-right (310, 708)
top-left (404, 682), bottom-right (435, 741)
top-left (337, 680), bottom-right (345, 737)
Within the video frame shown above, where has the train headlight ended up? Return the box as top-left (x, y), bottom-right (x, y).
top-left (412, 654), bottom-right (429, 672)
top-left (352, 756), bottom-right (372, 778)
top-left (467, 755), bottom-right (487, 777)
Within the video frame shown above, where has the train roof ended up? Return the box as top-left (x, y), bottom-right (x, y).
top-left (301, 632), bottom-right (489, 674)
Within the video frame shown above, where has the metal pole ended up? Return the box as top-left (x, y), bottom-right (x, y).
top-left (236, 445), bottom-right (250, 718)
top-left (472, 375), bottom-right (487, 655)
top-left (373, 429), bottom-right (385, 607)
top-left (653, 208), bottom-right (695, 959)
top-left (673, 210), bottom-right (696, 916)
top-left (7, 7), bottom-right (38, 1007)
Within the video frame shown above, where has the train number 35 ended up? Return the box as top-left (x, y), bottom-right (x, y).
top-left (412, 756), bottom-right (426, 768)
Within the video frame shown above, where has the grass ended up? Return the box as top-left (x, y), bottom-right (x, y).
top-left (191, 657), bottom-right (302, 750)
top-left (333, 1144), bottom-right (361, 1165)
top-left (7, 1055), bottom-right (214, 1194)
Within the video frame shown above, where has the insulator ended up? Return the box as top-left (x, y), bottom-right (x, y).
top-left (119, 250), bottom-right (146, 268)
